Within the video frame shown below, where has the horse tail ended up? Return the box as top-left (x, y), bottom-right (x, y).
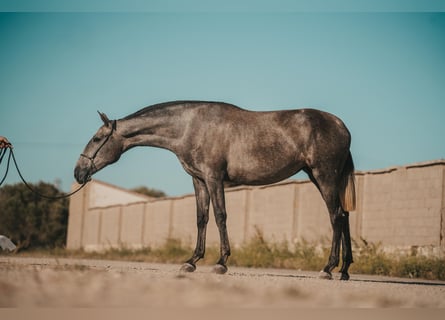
top-left (339, 151), bottom-right (356, 212)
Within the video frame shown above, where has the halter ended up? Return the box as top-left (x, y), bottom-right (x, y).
top-left (80, 120), bottom-right (116, 178)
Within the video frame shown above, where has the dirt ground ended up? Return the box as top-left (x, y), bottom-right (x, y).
top-left (1, 256), bottom-right (444, 308)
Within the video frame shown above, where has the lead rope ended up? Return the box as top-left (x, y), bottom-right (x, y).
top-left (0, 148), bottom-right (12, 186)
top-left (0, 148), bottom-right (88, 200)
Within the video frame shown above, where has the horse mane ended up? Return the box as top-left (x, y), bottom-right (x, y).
top-left (123, 100), bottom-right (243, 120)
top-left (122, 101), bottom-right (189, 120)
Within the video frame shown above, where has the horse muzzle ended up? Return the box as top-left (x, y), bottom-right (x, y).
top-left (74, 165), bottom-right (92, 184)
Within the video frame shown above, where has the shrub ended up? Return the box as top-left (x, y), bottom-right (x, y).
top-left (0, 182), bottom-right (68, 250)
top-left (394, 256), bottom-right (445, 280)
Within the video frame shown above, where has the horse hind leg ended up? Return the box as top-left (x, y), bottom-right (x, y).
top-left (305, 167), bottom-right (346, 280)
top-left (320, 207), bottom-right (344, 280)
top-left (321, 210), bottom-right (353, 281)
top-left (338, 152), bottom-right (355, 280)
top-left (318, 208), bottom-right (353, 281)
top-left (339, 211), bottom-right (353, 280)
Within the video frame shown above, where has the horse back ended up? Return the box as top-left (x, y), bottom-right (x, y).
top-left (183, 103), bottom-right (351, 185)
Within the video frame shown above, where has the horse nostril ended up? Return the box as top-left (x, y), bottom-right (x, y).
top-left (74, 166), bottom-right (89, 184)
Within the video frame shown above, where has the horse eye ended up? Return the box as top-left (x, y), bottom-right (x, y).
top-left (92, 137), bottom-right (101, 143)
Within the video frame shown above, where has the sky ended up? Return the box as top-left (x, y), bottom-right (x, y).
top-left (1, 3), bottom-right (445, 196)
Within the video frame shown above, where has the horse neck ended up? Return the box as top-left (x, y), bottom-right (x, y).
top-left (117, 113), bottom-right (185, 152)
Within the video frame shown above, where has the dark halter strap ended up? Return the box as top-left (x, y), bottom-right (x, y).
top-left (80, 120), bottom-right (116, 177)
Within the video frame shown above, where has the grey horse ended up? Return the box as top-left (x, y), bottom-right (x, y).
top-left (74, 101), bottom-right (356, 280)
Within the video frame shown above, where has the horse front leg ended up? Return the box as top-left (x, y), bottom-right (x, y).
top-left (206, 178), bottom-right (231, 274)
top-left (180, 177), bottom-right (210, 273)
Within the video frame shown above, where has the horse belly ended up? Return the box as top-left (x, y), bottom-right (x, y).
top-left (226, 151), bottom-right (305, 186)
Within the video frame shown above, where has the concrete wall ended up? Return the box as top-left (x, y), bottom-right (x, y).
top-left (67, 160), bottom-right (445, 255)
top-left (360, 163), bottom-right (445, 252)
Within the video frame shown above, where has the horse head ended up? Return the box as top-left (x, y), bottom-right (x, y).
top-left (74, 111), bottom-right (124, 184)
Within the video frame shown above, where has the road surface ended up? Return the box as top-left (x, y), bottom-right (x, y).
top-left (0, 256), bottom-right (444, 308)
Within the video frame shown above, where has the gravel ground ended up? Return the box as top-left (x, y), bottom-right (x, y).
top-left (1, 256), bottom-right (444, 308)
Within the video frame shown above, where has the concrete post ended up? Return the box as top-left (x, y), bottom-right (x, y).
top-left (67, 183), bottom-right (89, 249)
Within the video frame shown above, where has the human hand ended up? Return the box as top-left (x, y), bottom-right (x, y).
top-left (0, 136), bottom-right (12, 149)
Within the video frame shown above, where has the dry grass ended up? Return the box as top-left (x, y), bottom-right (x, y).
top-left (4, 232), bottom-right (444, 281)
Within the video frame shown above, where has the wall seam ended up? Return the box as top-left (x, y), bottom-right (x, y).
top-left (356, 174), bottom-right (364, 241)
top-left (292, 183), bottom-right (300, 242)
top-left (440, 166), bottom-right (445, 250)
top-left (168, 200), bottom-right (174, 239)
top-left (117, 205), bottom-right (123, 246)
top-left (141, 203), bottom-right (147, 246)
top-left (97, 209), bottom-right (103, 249)
top-left (243, 189), bottom-right (251, 243)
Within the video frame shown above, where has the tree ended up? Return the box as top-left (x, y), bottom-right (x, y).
top-left (130, 186), bottom-right (167, 198)
top-left (0, 182), bottom-right (69, 251)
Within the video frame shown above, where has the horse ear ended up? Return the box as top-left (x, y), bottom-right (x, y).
top-left (98, 111), bottom-right (111, 127)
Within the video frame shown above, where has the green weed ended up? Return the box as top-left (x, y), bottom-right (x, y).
top-left (350, 238), bottom-right (445, 280)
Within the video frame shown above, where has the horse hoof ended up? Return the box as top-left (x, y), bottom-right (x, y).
top-left (213, 264), bottom-right (228, 274)
top-left (340, 273), bottom-right (350, 281)
top-left (180, 263), bottom-right (196, 273)
top-left (319, 270), bottom-right (333, 280)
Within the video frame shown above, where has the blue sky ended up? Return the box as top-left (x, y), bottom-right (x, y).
top-left (1, 7), bottom-right (444, 196)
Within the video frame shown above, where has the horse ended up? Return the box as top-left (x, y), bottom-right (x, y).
top-left (74, 101), bottom-right (356, 280)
